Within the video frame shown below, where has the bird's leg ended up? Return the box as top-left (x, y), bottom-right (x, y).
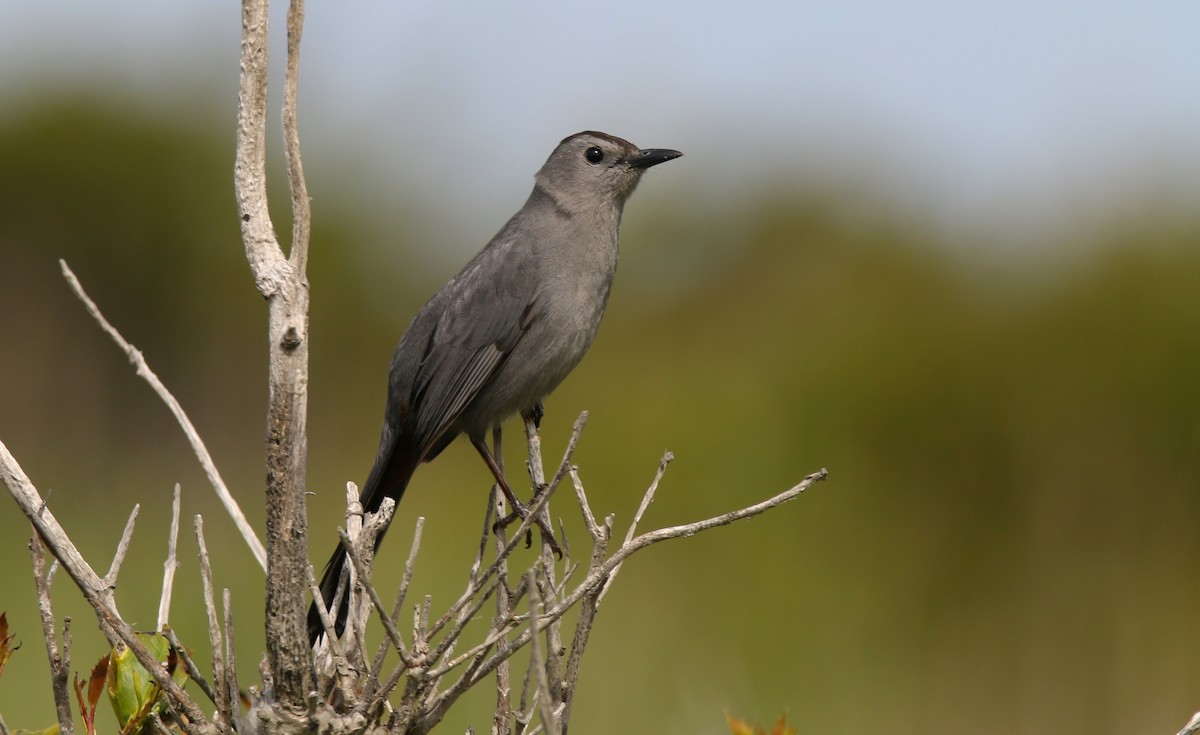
top-left (471, 435), bottom-right (562, 557)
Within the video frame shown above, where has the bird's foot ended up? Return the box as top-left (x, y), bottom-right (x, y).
top-left (523, 401), bottom-right (545, 429)
top-left (493, 489), bottom-right (562, 558)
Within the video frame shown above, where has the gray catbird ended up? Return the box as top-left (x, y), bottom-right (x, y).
top-left (309, 131), bottom-right (681, 643)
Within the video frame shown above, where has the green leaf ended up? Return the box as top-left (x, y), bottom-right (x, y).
top-left (105, 633), bottom-right (191, 734)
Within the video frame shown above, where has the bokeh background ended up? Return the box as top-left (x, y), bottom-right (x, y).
top-left (2, 1), bottom-right (1199, 733)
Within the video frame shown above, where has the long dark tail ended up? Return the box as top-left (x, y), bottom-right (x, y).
top-left (308, 435), bottom-right (420, 645)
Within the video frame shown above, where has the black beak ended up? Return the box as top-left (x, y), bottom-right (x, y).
top-left (627, 148), bottom-right (683, 169)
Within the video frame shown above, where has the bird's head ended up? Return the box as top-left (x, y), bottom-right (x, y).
top-left (534, 131), bottom-right (681, 213)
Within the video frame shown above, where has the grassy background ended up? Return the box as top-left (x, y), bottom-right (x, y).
top-left (1, 98), bottom-right (1198, 734)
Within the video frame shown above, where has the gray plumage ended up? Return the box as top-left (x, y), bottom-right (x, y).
top-left (310, 131), bottom-right (681, 642)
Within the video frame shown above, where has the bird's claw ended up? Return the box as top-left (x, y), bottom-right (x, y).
top-left (493, 498), bottom-right (562, 558)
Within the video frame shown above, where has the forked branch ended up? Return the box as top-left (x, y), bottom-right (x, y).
top-left (310, 412), bottom-right (826, 734)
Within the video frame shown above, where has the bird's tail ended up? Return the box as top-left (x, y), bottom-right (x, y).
top-left (308, 437), bottom-right (420, 645)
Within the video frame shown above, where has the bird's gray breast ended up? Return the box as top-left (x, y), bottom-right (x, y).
top-left (460, 214), bottom-right (619, 435)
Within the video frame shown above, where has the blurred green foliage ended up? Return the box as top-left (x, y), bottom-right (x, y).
top-left (1, 98), bottom-right (1198, 735)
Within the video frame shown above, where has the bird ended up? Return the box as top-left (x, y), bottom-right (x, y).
top-left (308, 131), bottom-right (681, 644)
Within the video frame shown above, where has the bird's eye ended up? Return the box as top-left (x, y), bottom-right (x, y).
top-left (584, 147), bottom-right (604, 164)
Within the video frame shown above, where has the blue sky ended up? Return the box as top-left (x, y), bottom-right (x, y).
top-left (2, 0), bottom-right (1197, 250)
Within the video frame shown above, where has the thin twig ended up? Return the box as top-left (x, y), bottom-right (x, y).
top-left (103, 503), bottom-right (140, 590)
top-left (4, 443), bottom-right (207, 729)
top-left (59, 261), bottom-right (267, 572)
top-left (545, 412), bottom-right (588, 499)
top-left (146, 713), bottom-right (172, 735)
top-left (29, 536), bottom-right (73, 735)
top-left (307, 564), bottom-right (344, 658)
top-left (426, 607), bottom-right (530, 682)
top-left (338, 524), bottom-right (411, 666)
top-left (492, 425), bottom-right (513, 735)
top-left (522, 417), bottom-right (560, 560)
top-left (428, 467), bottom-right (830, 724)
top-left (361, 517), bottom-right (425, 708)
top-left (427, 470), bottom-right (559, 642)
top-left (523, 419), bottom-right (564, 706)
top-left (223, 588), bottom-right (239, 720)
top-left (545, 468), bottom-right (831, 629)
top-left (516, 697), bottom-right (543, 735)
top-left (334, 480), bottom-right (368, 655)
top-left (396, 517), bottom-right (425, 624)
top-left (164, 626), bottom-right (219, 708)
top-left (527, 570), bottom-right (561, 735)
top-left (158, 485), bottom-right (182, 630)
top-left (283, 0), bottom-right (311, 273)
top-left (195, 516), bottom-right (230, 727)
top-left (558, 467), bottom-right (613, 725)
top-left (568, 467), bottom-right (603, 543)
top-left (470, 486), bottom-right (497, 584)
top-left (597, 451), bottom-right (673, 606)
top-left (1177, 711), bottom-right (1200, 735)
top-left (427, 575), bottom-right (505, 672)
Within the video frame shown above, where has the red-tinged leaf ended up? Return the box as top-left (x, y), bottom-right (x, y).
top-left (88, 656), bottom-right (109, 711)
top-left (769, 713), bottom-right (797, 735)
top-left (72, 673), bottom-right (84, 708)
top-left (725, 711), bottom-right (796, 735)
top-left (73, 655), bottom-right (108, 735)
top-left (726, 711), bottom-right (757, 735)
top-left (0, 611), bottom-right (19, 679)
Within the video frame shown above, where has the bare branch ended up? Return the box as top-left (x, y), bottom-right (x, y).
top-left (283, 0), bottom-right (311, 274)
top-left (234, 0), bottom-right (284, 287)
top-left (396, 517), bottom-right (426, 629)
top-left (361, 517), bottom-right (425, 709)
top-left (158, 485), bottom-right (182, 630)
top-left (596, 451), bottom-right (673, 606)
top-left (558, 472), bottom-right (611, 722)
top-left (223, 588), bottom-right (239, 724)
top-left (104, 503), bottom-right (140, 589)
top-left (147, 713), bottom-right (172, 735)
top-left (59, 261), bottom-right (267, 572)
top-left (526, 570), bottom-right (561, 735)
top-left (522, 420), bottom-right (564, 708)
top-left (235, 0), bottom-right (316, 701)
top-left (164, 626), bottom-right (219, 708)
top-left (440, 466), bottom-right (830, 722)
top-left (568, 465), bottom-right (603, 543)
top-left (1178, 712), bottom-right (1200, 735)
top-left (542, 468), bottom-right (830, 634)
top-left (60, 261), bottom-right (265, 571)
top-left (545, 412), bottom-right (588, 499)
top-left (4, 441), bottom-right (115, 610)
top-left (337, 502), bottom-right (411, 666)
top-left (307, 564), bottom-right (344, 660)
top-left (195, 516), bottom-right (231, 729)
top-left (427, 469), bottom-right (559, 644)
top-left (491, 425), bottom-right (513, 735)
top-left (29, 536), bottom-right (73, 735)
top-left (5, 444), bottom-right (207, 728)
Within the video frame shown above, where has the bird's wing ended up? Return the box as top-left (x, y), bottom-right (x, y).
top-left (413, 341), bottom-right (506, 445)
top-left (403, 239), bottom-right (542, 454)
